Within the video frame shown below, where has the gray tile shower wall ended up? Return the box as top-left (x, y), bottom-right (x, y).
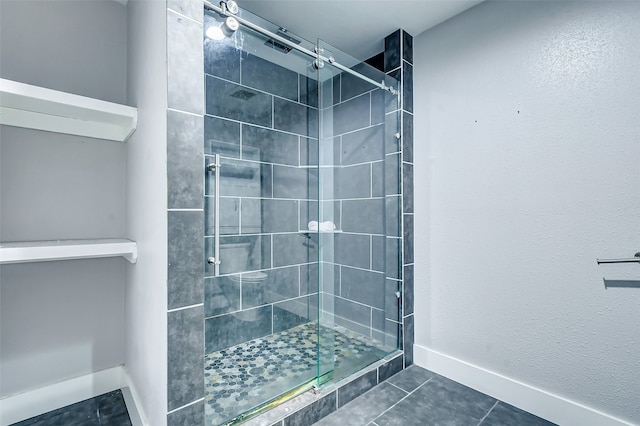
top-left (384, 29), bottom-right (414, 367)
top-left (203, 11), bottom-right (321, 352)
top-left (322, 56), bottom-right (403, 344)
top-left (166, 1), bottom-right (205, 424)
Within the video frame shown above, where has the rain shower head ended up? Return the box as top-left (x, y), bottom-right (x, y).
top-left (265, 29), bottom-right (301, 54)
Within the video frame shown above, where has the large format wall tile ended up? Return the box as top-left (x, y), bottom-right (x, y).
top-left (242, 53), bottom-right (298, 101)
top-left (206, 76), bottom-right (272, 127)
top-left (342, 199), bottom-right (384, 235)
top-left (168, 110), bottom-right (203, 210)
top-left (168, 0), bottom-right (202, 22)
top-left (384, 30), bottom-right (401, 72)
top-left (335, 233), bottom-right (370, 270)
top-left (205, 306), bottom-right (273, 353)
top-left (167, 400), bottom-right (204, 426)
top-left (340, 63), bottom-right (380, 102)
top-left (273, 234), bottom-right (317, 267)
top-left (242, 125), bottom-right (299, 166)
top-left (242, 266), bottom-right (299, 308)
top-left (168, 211), bottom-right (204, 310)
top-left (335, 164), bottom-right (371, 199)
top-left (340, 267), bottom-right (385, 310)
top-left (334, 296), bottom-right (371, 327)
top-left (168, 306), bottom-right (204, 411)
top-left (402, 112), bottom-right (414, 163)
top-left (299, 75), bottom-right (318, 108)
top-left (254, 199), bottom-right (299, 233)
top-left (205, 276), bottom-right (240, 317)
top-left (204, 115), bottom-right (240, 157)
top-left (205, 196), bottom-right (240, 236)
top-left (385, 237), bottom-right (401, 280)
top-left (273, 165), bottom-right (318, 199)
top-left (274, 98), bottom-right (318, 138)
top-left (372, 235), bottom-right (385, 272)
top-left (333, 94), bottom-right (371, 135)
top-left (168, 11), bottom-right (203, 114)
top-left (205, 235), bottom-right (270, 276)
top-left (403, 62), bottom-right (413, 113)
top-left (340, 125), bottom-right (385, 165)
top-left (403, 163), bottom-right (414, 213)
top-left (385, 279), bottom-right (401, 322)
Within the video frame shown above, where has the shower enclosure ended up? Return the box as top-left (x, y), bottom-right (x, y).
top-left (202, 3), bottom-right (402, 424)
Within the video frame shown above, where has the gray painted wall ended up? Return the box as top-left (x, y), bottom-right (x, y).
top-left (0, 0), bottom-right (128, 398)
top-left (414, 1), bottom-right (640, 423)
top-left (125, 1), bottom-right (169, 425)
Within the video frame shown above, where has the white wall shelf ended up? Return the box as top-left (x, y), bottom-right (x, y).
top-left (0, 239), bottom-right (138, 264)
top-left (0, 78), bottom-right (137, 142)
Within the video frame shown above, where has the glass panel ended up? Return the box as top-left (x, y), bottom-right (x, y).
top-left (317, 38), bottom-right (401, 385)
top-left (203, 9), bottom-right (319, 425)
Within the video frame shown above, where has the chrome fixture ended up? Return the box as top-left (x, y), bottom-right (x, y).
top-left (205, 16), bottom-right (239, 39)
top-left (203, 0), bottom-right (400, 94)
top-left (224, 0), bottom-right (239, 14)
top-left (596, 252), bottom-right (640, 264)
top-left (206, 154), bottom-right (222, 275)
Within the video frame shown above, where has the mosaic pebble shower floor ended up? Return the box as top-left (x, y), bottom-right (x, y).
top-left (204, 321), bottom-right (389, 425)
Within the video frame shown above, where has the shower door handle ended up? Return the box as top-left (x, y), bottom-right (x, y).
top-left (207, 154), bottom-right (222, 276)
top-left (596, 252), bottom-right (640, 264)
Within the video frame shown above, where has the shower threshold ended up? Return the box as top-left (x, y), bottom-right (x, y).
top-left (204, 321), bottom-right (391, 425)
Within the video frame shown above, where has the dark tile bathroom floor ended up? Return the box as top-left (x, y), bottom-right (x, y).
top-left (205, 321), bottom-right (389, 425)
top-left (314, 366), bottom-right (556, 426)
top-left (11, 390), bottom-right (131, 426)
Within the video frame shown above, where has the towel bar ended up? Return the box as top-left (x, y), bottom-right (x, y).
top-left (596, 252), bottom-right (640, 264)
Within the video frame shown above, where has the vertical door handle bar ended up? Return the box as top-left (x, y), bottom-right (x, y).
top-left (207, 154), bottom-right (221, 276)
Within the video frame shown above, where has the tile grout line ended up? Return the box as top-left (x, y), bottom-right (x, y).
top-left (476, 400), bottom-right (499, 426)
top-left (371, 376), bottom-right (435, 423)
top-left (385, 381), bottom-right (409, 394)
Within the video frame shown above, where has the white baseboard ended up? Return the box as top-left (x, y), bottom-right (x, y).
top-left (120, 366), bottom-right (149, 426)
top-left (0, 365), bottom-right (147, 426)
top-left (415, 345), bottom-right (636, 426)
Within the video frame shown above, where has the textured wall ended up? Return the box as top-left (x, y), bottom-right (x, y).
top-left (125, 1), bottom-right (168, 425)
top-left (414, 1), bottom-right (640, 423)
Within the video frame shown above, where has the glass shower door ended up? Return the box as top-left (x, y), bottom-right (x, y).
top-left (316, 39), bottom-right (401, 385)
top-left (203, 9), bottom-right (322, 424)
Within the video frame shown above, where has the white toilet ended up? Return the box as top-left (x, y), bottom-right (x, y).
top-left (220, 242), bottom-right (268, 321)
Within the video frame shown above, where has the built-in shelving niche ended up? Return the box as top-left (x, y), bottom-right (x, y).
top-left (0, 78), bottom-right (139, 264)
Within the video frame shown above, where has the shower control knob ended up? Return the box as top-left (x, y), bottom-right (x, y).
top-left (225, 0), bottom-right (239, 14)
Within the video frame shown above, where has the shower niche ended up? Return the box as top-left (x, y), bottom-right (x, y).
top-left (202, 3), bottom-right (402, 424)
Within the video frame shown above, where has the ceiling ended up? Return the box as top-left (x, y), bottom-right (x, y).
top-left (238, 0), bottom-right (483, 60)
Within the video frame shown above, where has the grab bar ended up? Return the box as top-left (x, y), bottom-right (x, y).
top-left (206, 154), bottom-right (221, 276)
top-left (597, 252), bottom-right (640, 265)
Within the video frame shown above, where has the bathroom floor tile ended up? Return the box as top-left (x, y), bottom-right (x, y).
top-left (314, 382), bottom-right (407, 426)
top-left (204, 321), bottom-right (389, 425)
top-left (479, 401), bottom-right (556, 426)
top-left (374, 375), bottom-right (497, 426)
top-left (313, 366), bottom-right (559, 426)
top-left (385, 365), bottom-right (434, 393)
top-left (11, 390), bottom-right (131, 426)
